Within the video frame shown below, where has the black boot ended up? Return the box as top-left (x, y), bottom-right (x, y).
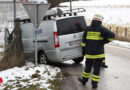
top-left (78, 77), bottom-right (88, 85)
top-left (102, 63), bottom-right (108, 68)
top-left (92, 81), bottom-right (98, 89)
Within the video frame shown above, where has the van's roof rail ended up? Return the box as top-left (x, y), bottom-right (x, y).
top-left (43, 8), bottom-right (86, 20)
top-left (20, 13), bottom-right (77, 22)
top-left (20, 18), bottom-right (30, 23)
top-left (19, 8), bottom-right (86, 23)
top-left (43, 12), bottom-right (77, 19)
top-left (62, 8), bottom-right (86, 14)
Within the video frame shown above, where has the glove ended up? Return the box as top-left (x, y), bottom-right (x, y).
top-left (102, 38), bottom-right (110, 44)
top-left (82, 47), bottom-right (85, 56)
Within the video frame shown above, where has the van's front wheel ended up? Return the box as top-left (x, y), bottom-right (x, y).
top-left (38, 51), bottom-right (48, 64)
top-left (73, 57), bottom-right (84, 63)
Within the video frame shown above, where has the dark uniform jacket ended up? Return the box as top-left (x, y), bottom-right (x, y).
top-left (81, 20), bottom-right (115, 59)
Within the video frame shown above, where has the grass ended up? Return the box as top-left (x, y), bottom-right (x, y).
top-left (4, 85), bottom-right (14, 90)
top-left (47, 72), bottom-right (61, 90)
top-left (0, 52), bottom-right (4, 56)
top-left (0, 44), bottom-right (4, 58)
top-left (4, 84), bottom-right (48, 90)
top-left (0, 45), bottom-right (3, 48)
top-left (20, 79), bottom-right (30, 83)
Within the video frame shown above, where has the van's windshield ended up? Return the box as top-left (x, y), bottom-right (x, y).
top-left (57, 16), bottom-right (87, 36)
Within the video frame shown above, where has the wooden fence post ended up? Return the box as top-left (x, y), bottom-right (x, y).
top-left (125, 28), bottom-right (127, 37)
top-left (109, 27), bottom-right (111, 31)
top-left (116, 27), bottom-right (118, 35)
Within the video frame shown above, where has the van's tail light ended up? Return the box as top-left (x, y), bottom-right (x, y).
top-left (53, 32), bottom-right (60, 48)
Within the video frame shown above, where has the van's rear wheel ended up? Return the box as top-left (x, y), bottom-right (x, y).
top-left (38, 51), bottom-right (48, 64)
top-left (73, 57), bottom-right (84, 63)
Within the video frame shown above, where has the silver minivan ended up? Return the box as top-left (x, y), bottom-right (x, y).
top-left (21, 15), bottom-right (87, 64)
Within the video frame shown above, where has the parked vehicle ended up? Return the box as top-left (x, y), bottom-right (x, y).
top-left (21, 16), bottom-right (87, 64)
top-left (20, 14), bottom-right (87, 64)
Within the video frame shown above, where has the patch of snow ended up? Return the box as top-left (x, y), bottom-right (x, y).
top-left (0, 61), bottom-right (60, 90)
top-left (37, 0), bottom-right (48, 3)
top-left (0, 31), bottom-right (4, 43)
top-left (61, 0), bottom-right (130, 7)
top-left (26, 0), bottom-right (48, 3)
top-left (0, 48), bottom-right (3, 52)
top-left (109, 40), bottom-right (130, 48)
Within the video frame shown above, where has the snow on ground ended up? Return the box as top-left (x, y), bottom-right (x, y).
top-left (109, 40), bottom-right (130, 49)
top-left (60, 0), bottom-right (130, 26)
top-left (0, 62), bottom-right (60, 90)
top-left (0, 48), bottom-right (3, 52)
top-left (36, 0), bottom-right (48, 3)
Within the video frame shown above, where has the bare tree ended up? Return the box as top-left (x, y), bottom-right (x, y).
top-left (0, 19), bottom-right (25, 71)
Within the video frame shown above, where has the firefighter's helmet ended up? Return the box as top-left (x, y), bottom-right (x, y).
top-left (93, 14), bottom-right (104, 22)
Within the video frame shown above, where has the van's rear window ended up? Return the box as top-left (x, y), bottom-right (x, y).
top-left (56, 17), bottom-right (87, 36)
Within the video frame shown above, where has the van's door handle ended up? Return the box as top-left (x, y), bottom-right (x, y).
top-left (33, 40), bottom-right (48, 42)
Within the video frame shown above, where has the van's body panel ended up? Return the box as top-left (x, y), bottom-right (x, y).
top-left (21, 16), bottom-right (87, 62)
top-left (21, 23), bottom-right (34, 60)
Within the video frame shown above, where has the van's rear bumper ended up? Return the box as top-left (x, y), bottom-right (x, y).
top-left (61, 53), bottom-right (82, 61)
top-left (45, 49), bottom-right (61, 62)
top-left (45, 47), bottom-right (83, 62)
top-left (60, 47), bottom-right (82, 61)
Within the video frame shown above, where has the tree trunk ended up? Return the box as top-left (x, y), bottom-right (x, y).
top-left (0, 19), bottom-right (25, 71)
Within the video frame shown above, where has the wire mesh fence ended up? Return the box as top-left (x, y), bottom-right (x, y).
top-left (0, 1), bottom-right (27, 30)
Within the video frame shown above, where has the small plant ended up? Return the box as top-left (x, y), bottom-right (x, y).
top-left (15, 76), bottom-right (22, 79)
top-left (8, 80), bottom-right (15, 82)
top-left (43, 69), bottom-right (49, 74)
top-left (47, 72), bottom-right (50, 76)
top-left (20, 79), bottom-right (30, 82)
top-left (31, 73), bottom-right (41, 79)
top-left (36, 70), bottom-right (40, 73)
top-left (4, 85), bottom-right (14, 90)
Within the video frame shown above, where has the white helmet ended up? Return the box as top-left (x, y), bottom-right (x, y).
top-left (93, 14), bottom-right (104, 22)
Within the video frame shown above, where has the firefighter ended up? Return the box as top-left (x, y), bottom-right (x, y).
top-left (77, 14), bottom-right (115, 88)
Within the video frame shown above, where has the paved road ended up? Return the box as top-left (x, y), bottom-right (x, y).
top-left (60, 44), bottom-right (130, 90)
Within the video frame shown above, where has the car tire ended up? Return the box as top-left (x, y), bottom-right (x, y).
top-left (38, 51), bottom-right (48, 64)
top-left (73, 57), bottom-right (84, 63)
